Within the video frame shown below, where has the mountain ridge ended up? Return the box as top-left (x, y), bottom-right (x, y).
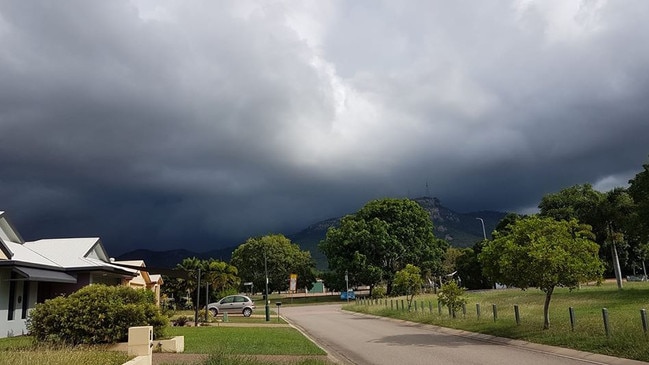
top-left (117, 197), bottom-right (507, 269)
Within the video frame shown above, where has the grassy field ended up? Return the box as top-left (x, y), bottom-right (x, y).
top-left (347, 281), bottom-right (649, 362)
top-left (167, 326), bottom-right (326, 355)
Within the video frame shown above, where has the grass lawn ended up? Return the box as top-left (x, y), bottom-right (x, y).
top-left (167, 326), bottom-right (327, 355)
top-left (0, 336), bottom-right (131, 365)
top-left (348, 281), bottom-right (649, 362)
top-left (169, 310), bottom-right (287, 324)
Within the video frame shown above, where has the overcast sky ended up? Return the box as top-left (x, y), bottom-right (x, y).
top-left (1, 0), bottom-right (648, 255)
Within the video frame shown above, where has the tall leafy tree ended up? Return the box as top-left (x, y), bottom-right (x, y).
top-left (629, 159), bottom-right (649, 270)
top-left (479, 216), bottom-right (604, 329)
top-left (204, 259), bottom-right (240, 299)
top-left (538, 184), bottom-right (603, 225)
top-left (320, 198), bottom-right (447, 295)
top-left (455, 242), bottom-right (492, 290)
top-left (538, 184), bottom-right (630, 281)
top-left (162, 257), bottom-right (241, 308)
top-left (230, 234), bottom-right (316, 294)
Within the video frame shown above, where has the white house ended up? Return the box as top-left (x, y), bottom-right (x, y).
top-left (0, 211), bottom-right (138, 338)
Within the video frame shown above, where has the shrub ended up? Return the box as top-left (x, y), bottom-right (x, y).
top-left (172, 315), bottom-right (191, 327)
top-left (370, 286), bottom-right (387, 299)
top-left (437, 281), bottom-right (467, 317)
top-left (27, 284), bottom-right (168, 345)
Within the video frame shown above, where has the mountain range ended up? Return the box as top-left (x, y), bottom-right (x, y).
top-left (117, 197), bottom-right (507, 270)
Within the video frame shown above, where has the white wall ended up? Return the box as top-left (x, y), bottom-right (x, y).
top-left (0, 269), bottom-right (38, 338)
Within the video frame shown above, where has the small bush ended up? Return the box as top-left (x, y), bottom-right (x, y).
top-left (27, 284), bottom-right (168, 345)
top-left (172, 315), bottom-right (191, 327)
top-left (437, 281), bottom-right (467, 317)
top-left (371, 286), bottom-right (387, 299)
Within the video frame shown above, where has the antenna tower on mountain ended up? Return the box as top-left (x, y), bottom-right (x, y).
top-left (425, 181), bottom-right (430, 197)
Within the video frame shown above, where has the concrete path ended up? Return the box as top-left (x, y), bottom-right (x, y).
top-left (281, 304), bottom-right (649, 365)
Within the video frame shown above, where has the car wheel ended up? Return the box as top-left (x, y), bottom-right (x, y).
top-left (209, 308), bottom-right (218, 317)
top-left (242, 308), bottom-right (252, 317)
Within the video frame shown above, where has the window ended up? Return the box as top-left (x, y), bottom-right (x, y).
top-left (7, 272), bottom-right (16, 320)
top-left (21, 281), bottom-right (30, 319)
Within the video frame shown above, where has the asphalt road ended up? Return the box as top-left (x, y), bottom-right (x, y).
top-left (281, 304), bottom-right (647, 365)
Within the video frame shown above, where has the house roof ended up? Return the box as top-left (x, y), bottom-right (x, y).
top-left (0, 237), bottom-right (12, 260)
top-left (4, 238), bottom-right (137, 275)
top-left (12, 266), bottom-right (78, 283)
top-left (0, 211), bottom-right (137, 278)
top-left (0, 211), bottom-right (24, 245)
top-left (149, 274), bottom-right (163, 285)
top-left (113, 260), bottom-right (150, 282)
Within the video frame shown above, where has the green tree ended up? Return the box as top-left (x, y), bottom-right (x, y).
top-left (628, 160), bottom-right (649, 274)
top-left (479, 216), bottom-right (604, 329)
top-left (319, 216), bottom-right (385, 294)
top-left (321, 198), bottom-right (447, 295)
top-left (538, 184), bottom-right (632, 282)
top-left (231, 234), bottom-right (316, 294)
top-left (493, 213), bottom-right (526, 236)
top-left (441, 247), bottom-right (464, 277)
top-left (455, 242), bottom-right (492, 290)
top-left (393, 264), bottom-right (424, 310)
top-left (204, 259), bottom-right (241, 300)
top-left (437, 281), bottom-right (467, 318)
top-left (161, 257), bottom-right (241, 309)
top-left (538, 184), bottom-right (603, 224)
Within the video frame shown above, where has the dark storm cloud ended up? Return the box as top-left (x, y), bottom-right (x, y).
top-left (1, 0), bottom-right (648, 254)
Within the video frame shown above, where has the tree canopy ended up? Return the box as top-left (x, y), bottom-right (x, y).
top-left (392, 264), bottom-right (424, 309)
top-left (320, 198), bottom-right (447, 295)
top-left (162, 257), bottom-right (240, 308)
top-left (629, 160), bottom-right (649, 247)
top-left (479, 216), bottom-right (603, 329)
top-left (230, 234), bottom-right (316, 294)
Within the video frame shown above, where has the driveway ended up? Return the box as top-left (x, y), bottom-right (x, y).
top-left (281, 304), bottom-right (648, 365)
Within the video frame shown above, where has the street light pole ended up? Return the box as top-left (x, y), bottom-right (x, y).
top-left (476, 217), bottom-right (486, 240)
top-left (345, 270), bottom-right (349, 303)
top-left (264, 252), bottom-right (270, 321)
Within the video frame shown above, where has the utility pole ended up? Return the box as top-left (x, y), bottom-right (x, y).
top-left (264, 252), bottom-right (270, 321)
top-left (195, 267), bottom-right (201, 326)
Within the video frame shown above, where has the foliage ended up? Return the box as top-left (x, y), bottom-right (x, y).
top-left (231, 234), bottom-right (317, 294)
top-left (455, 243), bottom-right (492, 290)
top-left (628, 158), bottom-right (649, 246)
top-left (27, 284), bottom-right (168, 345)
top-left (437, 281), bottom-right (467, 317)
top-left (320, 198), bottom-right (447, 295)
top-left (479, 216), bottom-right (604, 329)
top-left (537, 183), bottom-right (644, 276)
top-left (393, 264), bottom-right (424, 309)
top-left (440, 247), bottom-right (463, 276)
top-left (493, 212), bottom-right (525, 236)
top-left (162, 257), bottom-right (241, 309)
top-left (538, 183), bottom-right (603, 224)
top-left (370, 286), bottom-right (387, 299)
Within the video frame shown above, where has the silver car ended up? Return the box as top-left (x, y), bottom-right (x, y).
top-left (207, 294), bottom-right (255, 317)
